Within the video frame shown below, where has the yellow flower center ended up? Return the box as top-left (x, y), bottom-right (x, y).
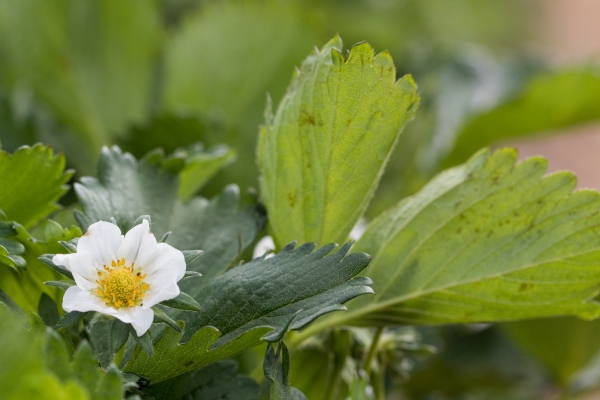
top-left (95, 258), bottom-right (149, 309)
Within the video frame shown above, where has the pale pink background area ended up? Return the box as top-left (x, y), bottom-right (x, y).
top-left (513, 0), bottom-right (600, 192)
top-left (515, 2), bottom-right (600, 398)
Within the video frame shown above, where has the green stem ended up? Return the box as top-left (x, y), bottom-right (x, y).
top-left (364, 327), bottom-right (384, 375)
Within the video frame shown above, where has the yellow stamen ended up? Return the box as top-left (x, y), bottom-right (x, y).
top-left (93, 260), bottom-right (150, 310)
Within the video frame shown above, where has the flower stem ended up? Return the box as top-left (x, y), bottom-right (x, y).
top-left (364, 327), bottom-right (384, 375)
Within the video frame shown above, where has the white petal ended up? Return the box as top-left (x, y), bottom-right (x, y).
top-left (54, 253), bottom-right (97, 291)
top-left (63, 286), bottom-right (113, 314)
top-left (117, 219), bottom-right (157, 267)
top-left (77, 221), bottom-right (123, 267)
top-left (142, 243), bottom-right (186, 282)
top-left (63, 287), bottom-right (154, 336)
top-left (115, 307), bottom-right (154, 337)
top-left (142, 280), bottom-right (181, 309)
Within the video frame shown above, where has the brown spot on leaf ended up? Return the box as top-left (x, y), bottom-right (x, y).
top-left (287, 191), bottom-right (297, 208)
top-left (299, 111), bottom-right (315, 126)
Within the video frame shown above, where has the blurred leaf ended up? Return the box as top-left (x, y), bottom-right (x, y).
top-left (0, 311), bottom-right (121, 400)
top-left (0, 144), bottom-right (71, 228)
top-left (443, 70), bottom-right (600, 168)
top-left (0, 0), bottom-right (162, 154)
top-left (143, 360), bottom-right (260, 400)
top-left (502, 317), bottom-right (600, 385)
top-left (404, 326), bottom-right (546, 399)
top-left (264, 342), bottom-right (307, 400)
top-left (119, 113), bottom-right (236, 200)
top-left (119, 112), bottom-right (218, 156)
top-left (164, 1), bottom-right (318, 192)
top-left (258, 36), bottom-right (419, 249)
top-left (125, 242), bottom-right (372, 384)
top-left (301, 148), bottom-right (600, 334)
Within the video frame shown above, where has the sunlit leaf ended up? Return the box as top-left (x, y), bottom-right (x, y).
top-left (258, 36), bottom-right (419, 248)
top-left (301, 148), bottom-right (600, 336)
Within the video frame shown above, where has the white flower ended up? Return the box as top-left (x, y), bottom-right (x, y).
top-left (53, 219), bottom-right (186, 336)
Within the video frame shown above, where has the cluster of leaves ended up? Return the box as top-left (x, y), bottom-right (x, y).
top-left (3, 4), bottom-right (600, 396)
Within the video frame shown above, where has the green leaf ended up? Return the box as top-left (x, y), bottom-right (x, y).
top-left (125, 242), bottom-right (372, 384)
top-left (55, 311), bottom-right (87, 330)
top-left (264, 343), bottom-right (307, 400)
top-left (258, 36), bottom-right (419, 249)
top-left (44, 280), bottom-right (76, 291)
top-left (39, 254), bottom-right (74, 280)
top-left (182, 250), bottom-right (203, 265)
top-left (38, 293), bottom-right (59, 326)
top-left (152, 306), bottom-right (181, 333)
top-left (0, 144), bottom-right (71, 228)
top-left (98, 365), bottom-right (125, 400)
top-left (0, 0), bottom-right (162, 165)
top-left (443, 70), bottom-right (600, 168)
top-left (72, 342), bottom-right (100, 395)
top-left (143, 360), bottom-right (260, 400)
top-left (88, 313), bottom-right (117, 368)
top-left (1, 222), bottom-right (80, 310)
top-left (160, 292), bottom-right (201, 312)
top-left (177, 144), bottom-right (236, 201)
top-left (501, 318), bottom-right (600, 385)
top-left (75, 146), bottom-right (265, 287)
top-left (43, 329), bottom-right (73, 382)
top-left (130, 326), bottom-right (154, 357)
top-left (304, 148), bottom-right (600, 334)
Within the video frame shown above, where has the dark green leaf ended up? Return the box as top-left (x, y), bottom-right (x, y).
top-left (130, 325), bottom-right (154, 357)
top-left (265, 343), bottom-right (307, 400)
top-left (182, 250), bottom-right (203, 265)
top-left (112, 319), bottom-right (130, 354)
top-left (152, 307), bottom-right (181, 333)
top-left (38, 254), bottom-right (74, 280)
top-left (44, 280), bottom-right (75, 291)
top-left (181, 241), bottom-right (372, 345)
top-left (59, 240), bottom-right (77, 253)
top-left (143, 360), bottom-right (260, 400)
top-left (88, 313), bottom-right (117, 368)
top-left (55, 311), bottom-right (88, 330)
top-left (38, 293), bottom-right (59, 326)
top-left (182, 270), bottom-right (201, 280)
top-left (125, 242), bottom-right (372, 384)
top-left (160, 292), bottom-right (202, 312)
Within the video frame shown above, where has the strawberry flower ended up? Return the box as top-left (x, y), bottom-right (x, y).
top-left (52, 219), bottom-right (186, 336)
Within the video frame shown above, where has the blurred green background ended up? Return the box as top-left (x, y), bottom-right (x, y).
top-left (4, 0), bottom-right (600, 399)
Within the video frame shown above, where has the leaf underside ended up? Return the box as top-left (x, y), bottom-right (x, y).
top-left (326, 148), bottom-right (600, 328)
